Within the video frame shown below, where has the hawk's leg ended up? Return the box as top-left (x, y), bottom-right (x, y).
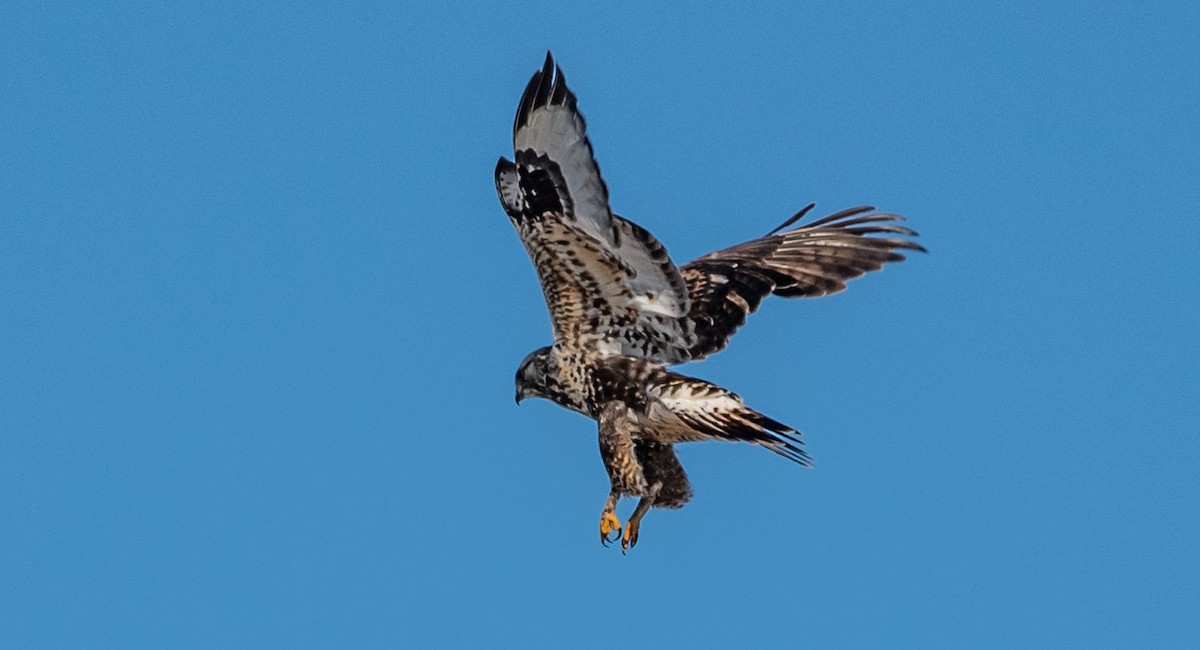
top-left (599, 490), bottom-right (621, 546)
top-left (597, 402), bottom-right (645, 548)
top-left (622, 480), bottom-right (662, 553)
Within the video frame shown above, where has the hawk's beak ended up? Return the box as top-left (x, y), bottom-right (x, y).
top-left (515, 390), bottom-right (525, 405)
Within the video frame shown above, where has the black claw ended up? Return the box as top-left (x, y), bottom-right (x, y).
top-left (621, 529), bottom-right (639, 554)
top-left (600, 529), bottom-right (621, 547)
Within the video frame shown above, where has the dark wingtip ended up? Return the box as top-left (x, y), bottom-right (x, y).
top-left (550, 63), bottom-right (569, 105)
top-left (513, 68), bottom-right (541, 136)
top-left (766, 203), bottom-right (817, 236)
top-left (515, 52), bottom-right (574, 136)
top-left (531, 55), bottom-right (553, 113)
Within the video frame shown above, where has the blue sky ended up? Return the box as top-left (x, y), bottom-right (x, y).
top-left (3, 2), bottom-right (1198, 647)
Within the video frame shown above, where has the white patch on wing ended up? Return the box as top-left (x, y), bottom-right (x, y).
top-left (610, 216), bottom-right (688, 319)
top-left (630, 294), bottom-right (678, 316)
top-left (595, 338), bottom-right (623, 357)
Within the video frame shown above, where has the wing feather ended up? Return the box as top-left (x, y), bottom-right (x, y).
top-left (677, 206), bottom-right (925, 360)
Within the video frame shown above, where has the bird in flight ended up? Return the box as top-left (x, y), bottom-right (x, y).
top-left (495, 53), bottom-right (922, 552)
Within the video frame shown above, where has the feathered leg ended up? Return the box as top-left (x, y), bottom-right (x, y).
top-left (621, 480), bottom-right (661, 553)
top-left (635, 441), bottom-right (693, 509)
top-left (597, 403), bottom-right (646, 548)
top-left (619, 442), bottom-right (693, 552)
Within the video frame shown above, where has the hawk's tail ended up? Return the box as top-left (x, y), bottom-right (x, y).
top-left (740, 410), bottom-right (813, 468)
top-left (644, 367), bottom-right (813, 468)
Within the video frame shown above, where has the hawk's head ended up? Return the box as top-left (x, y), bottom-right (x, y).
top-left (515, 346), bottom-right (556, 405)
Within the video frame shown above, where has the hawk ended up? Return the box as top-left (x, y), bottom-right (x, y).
top-left (496, 53), bottom-right (922, 551)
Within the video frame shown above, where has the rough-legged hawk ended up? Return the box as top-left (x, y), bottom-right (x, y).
top-left (496, 53), bottom-right (923, 552)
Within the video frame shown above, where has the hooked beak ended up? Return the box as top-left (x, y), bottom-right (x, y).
top-left (515, 390), bottom-right (525, 405)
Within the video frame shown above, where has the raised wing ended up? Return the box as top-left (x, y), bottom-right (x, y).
top-left (496, 53), bottom-right (692, 356)
top-left (678, 205), bottom-right (925, 360)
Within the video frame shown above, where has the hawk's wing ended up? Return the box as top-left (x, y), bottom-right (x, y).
top-left (495, 52), bottom-right (692, 357)
top-left (677, 205), bottom-right (925, 361)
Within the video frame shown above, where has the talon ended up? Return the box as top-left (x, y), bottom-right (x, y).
top-left (599, 511), bottom-right (621, 547)
top-left (621, 519), bottom-right (641, 553)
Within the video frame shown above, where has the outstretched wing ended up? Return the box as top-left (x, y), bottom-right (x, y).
top-left (678, 205), bottom-right (925, 361)
top-left (496, 52), bottom-right (692, 357)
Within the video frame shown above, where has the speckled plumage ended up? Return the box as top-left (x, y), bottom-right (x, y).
top-left (499, 53), bottom-right (922, 551)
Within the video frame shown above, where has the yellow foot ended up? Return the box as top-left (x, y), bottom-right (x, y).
top-left (621, 519), bottom-right (641, 553)
top-left (599, 512), bottom-right (622, 547)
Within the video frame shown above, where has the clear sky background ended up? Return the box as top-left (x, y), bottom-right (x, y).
top-left (3, 2), bottom-right (1198, 648)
